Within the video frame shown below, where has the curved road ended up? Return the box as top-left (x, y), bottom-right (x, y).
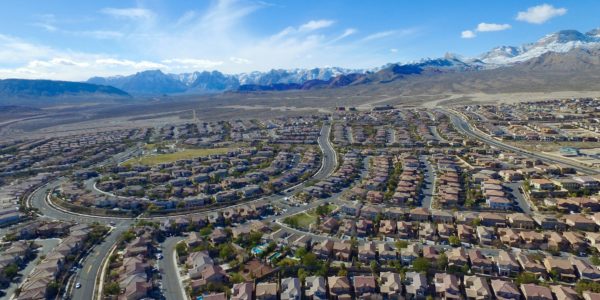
top-left (444, 109), bottom-right (599, 175)
top-left (26, 123), bottom-right (338, 300)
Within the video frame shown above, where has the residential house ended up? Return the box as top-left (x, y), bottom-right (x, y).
top-left (520, 284), bottom-right (553, 300)
top-left (405, 272), bottom-right (428, 300)
top-left (434, 273), bottom-right (463, 300)
top-left (305, 276), bottom-right (327, 300)
top-left (255, 282), bottom-right (278, 300)
top-left (464, 275), bottom-right (492, 300)
top-left (491, 279), bottom-right (521, 300)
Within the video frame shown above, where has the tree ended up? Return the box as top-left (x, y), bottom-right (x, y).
top-left (219, 243), bottom-right (235, 261)
top-left (436, 253), bottom-right (448, 271)
top-left (592, 255), bottom-right (600, 266)
top-left (46, 281), bottom-right (60, 298)
top-left (175, 242), bottom-right (188, 257)
top-left (230, 273), bottom-right (246, 284)
top-left (370, 260), bottom-right (379, 274)
top-left (104, 282), bottom-right (121, 295)
top-left (448, 235), bottom-right (461, 247)
top-left (395, 240), bottom-right (408, 249)
top-left (3, 263), bottom-right (18, 279)
top-left (412, 257), bottom-right (431, 273)
top-left (338, 263), bottom-right (348, 276)
top-left (301, 252), bottom-right (319, 268)
top-left (298, 268), bottom-right (308, 283)
top-left (295, 247), bottom-right (308, 258)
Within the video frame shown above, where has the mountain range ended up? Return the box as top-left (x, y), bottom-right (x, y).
top-left (85, 28), bottom-right (600, 95)
top-left (1, 27), bottom-right (600, 105)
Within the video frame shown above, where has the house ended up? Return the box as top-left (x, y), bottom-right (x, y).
top-left (550, 285), bottom-right (579, 300)
top-left (305, 276), bottom-right (327, 300)
top-left (437, 223), bottom-right (455, 242)
top-left (563, 231), bottom-right (587, 253)
top-left (231, 282), bottom-right (254, 300)
top-left (469, 250), bottom-right (493, 275)
top-left (419, 223), bottom-right (435, 241)
top-left (570, 257), bottom-right (600, 282)
top-left (353, 275), bottom-right (377, 298)
top-left (379, 272), bottom-right (402, 299)
top-left (491, 279), bottom-right (521, 300)
top-left (358, 242), bottom-right (377, 262)
top-left (543, 257), bottom-right (577, 282)
top-left (479, 213), bottom-right (506, 227)
top-left (583, 291), bottom-right (600, 300)
top-left (431, 210), bottom-right (454, 224)
top-left (519, 231), bottom-right (545, 249)
top-left (401, 244), bottom-right (420, 265)
top-left (546, 232), bottom-right (567, 250)
top-left (495, 250), bottom-right (520, 277)
top-left (410, 207), bottom-right (430, 222)
top-left (457, 224), bottom-right (475, 243)
top-left (434, 273), bottom-right (463, 299)
top-left (507, 213), bottom-right (535, 229)
top-left (533, 215), bottom-right (566, 231)
top-left (476, 226), bottom-right (495, 245)
top-left (405, 271), bottom-right (428, 300)
top-left (256, 282), bottom-right (278, 300)
top-left (520, 284), bottom-right (553, 300)
top-left (281, 277), bottom-right (301, 300)
top-left (333, 242), bottom-right (352, 261)
top-left (498, 228), bottom-right (520, 247)
top-left (517, 253), bottom-right (546, 278)
top-left (378, 243), bottom-right (397, 261)
top-left (464, 275), bottom-right (492, 300)
top-left (313, 240), bottom-right (334, 259)
top-left (447, 247), bottom-right (468, 268)
top-left (328, 276), bottom-right (352, 300)
top-left (564, 214), bottom-right (596, 231)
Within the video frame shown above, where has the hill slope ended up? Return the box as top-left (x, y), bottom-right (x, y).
top-left (0, 79), bottom-right (130, 106)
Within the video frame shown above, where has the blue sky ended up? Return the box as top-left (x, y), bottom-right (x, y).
top-left (0, 0), bottom-right (597, 80)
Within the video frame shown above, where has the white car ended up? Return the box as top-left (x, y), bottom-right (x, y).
top-left (75, 283), bottom-right (81, 289)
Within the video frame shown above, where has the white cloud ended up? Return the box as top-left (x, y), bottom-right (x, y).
top-left (162, 58), bottom-right (224, 69)
top-left (229, 57), bottom-right (252, 64)
top-left (390, 48), bottom-right (398, 53)
top-left (101, 7), bottom-right (154, 19)
top-left (299, 19), bottom-right (335, 31)
top-left (0, 0), bottom-right (418, 79)
top-left (361, 30), bottom-right (397, 41)
top-left (476, 22), bottom-right (511, 32)
top-left (516, 4), bottom-right (567, 24)
top-left (330, 28), bottom-right (357, 43)
top-left (461, 30), bottom-right (476, 39)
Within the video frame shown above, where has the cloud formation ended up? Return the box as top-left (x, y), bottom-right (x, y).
top-left (476, 23), bottom-right (511, 32)
top-left (462, 22), bottom-right (511, 38)
top-left (516, 4), bottom-right (567, 24)
top-left (461, 30), bottom-right (476, 39)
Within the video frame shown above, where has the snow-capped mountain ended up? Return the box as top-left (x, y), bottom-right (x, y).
top-left (88, 67), bottom-right (363, 95)
top-left (479, 29), bottom-right (600, 65)
top-left (86, 28), bottom-right (600, 95)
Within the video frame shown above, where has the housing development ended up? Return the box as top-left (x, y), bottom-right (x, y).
top-left (4, 99), bottom-right (600, 300)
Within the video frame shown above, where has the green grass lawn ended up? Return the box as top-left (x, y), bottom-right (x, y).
top-left (124, 147), bottom-right (232, 166)
top-left (285, 213), bottom-right (317, 230)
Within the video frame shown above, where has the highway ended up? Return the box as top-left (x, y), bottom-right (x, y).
top-left (24, 123), bottom-right (338, 300)
top-left (444, 109), bottom-right (600, 175)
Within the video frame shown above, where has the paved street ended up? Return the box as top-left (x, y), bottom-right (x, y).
top-left (445, 109), bottom-right (600, 175)
top-left (419, 155), bottom-right (436, 209)
top-left (505, 181), bottom-right (533, 215)
top-left (160, 236), bottom-right (185, 300)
